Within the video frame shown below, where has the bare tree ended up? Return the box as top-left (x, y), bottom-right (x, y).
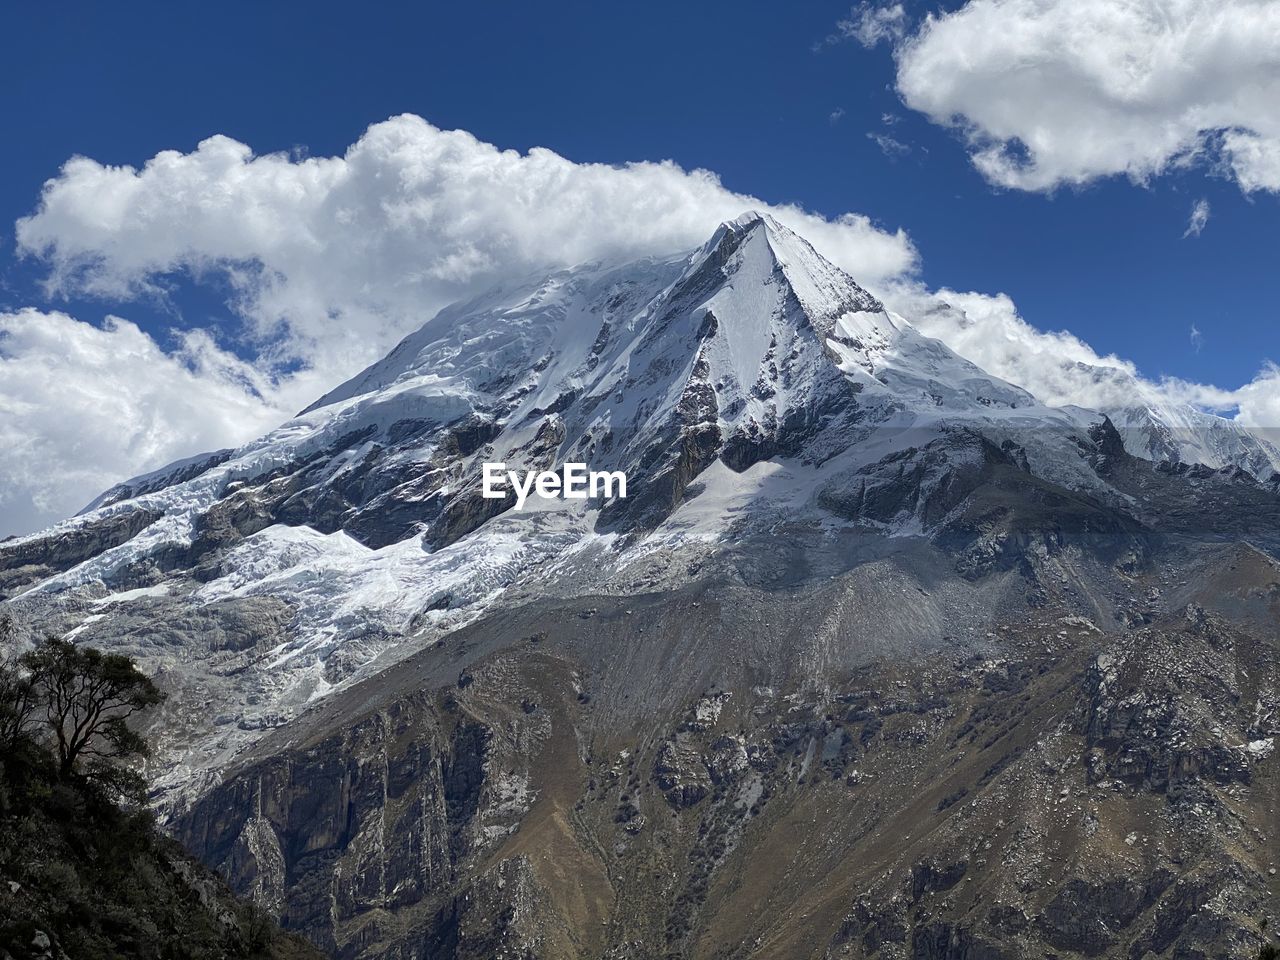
top-left (21, 637), bottom-right (165, 781)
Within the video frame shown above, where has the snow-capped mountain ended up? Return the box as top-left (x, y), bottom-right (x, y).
top-left (1104, 381), bottom-right (1280, 477)
top-left (910, 297), bottom-right (1280, 480)
top-left (2, 213), bottom-right (1276, 806)
top-left (5, 213), bottom-right (1098, 623)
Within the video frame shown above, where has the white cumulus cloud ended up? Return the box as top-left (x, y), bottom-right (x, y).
top-left (0, 310), bottom-right (324, 537)
top-left (889, 0), bottom-right (1280, 192)
top-left (16, 115), bottom-right (917, 376)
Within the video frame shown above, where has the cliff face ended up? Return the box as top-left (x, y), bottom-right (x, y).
top-left (178, 696), bottom-right (479, 950)
top-left (177, 653), bottom-right (606, 959)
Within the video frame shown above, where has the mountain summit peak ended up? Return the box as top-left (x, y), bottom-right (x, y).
top-left (722, 208), bottom-right (772, 229)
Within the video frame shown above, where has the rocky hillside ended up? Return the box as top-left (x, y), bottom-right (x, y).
top-left (169, 536), bottom-right (1279, 959)
top-left (0, 697), bottom-right (324, 960)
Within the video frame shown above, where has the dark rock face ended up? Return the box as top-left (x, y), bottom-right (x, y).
top-left (908, 922), bottom-right (1012, 960)
top-left (816, 430), bottom-right (1158, 582)
top-left (910, 859), bottom-right (969, 901)
top-left (654, 735), bottom-right (714, 808)
top-left (819, 433), bottom-right (1008, 528)
top-left (173, 650), bottom-right (604, 960)
top-left (414, 857), bottom-right (541, 960)
top-left (442, 719), bottom-right (490, 857)
top-left (177, 698), bottom-right (460, 955)
top-left (426, 416), bottom-right (566, 549)
top-left (1100, 438), bottom-right (1280, 552)
top-left (1036, 874), bottom-right (1169, 955)
top-left (599, 420), bottom-right (722, 533)
top-left (185, 485), bottom-right (287, 574)
top-left (0, 508), bottom-right (163, 597)
top-left (595, 341), bottom-right (721, 533)
top-left (347, 415), bottom-right (504, 550)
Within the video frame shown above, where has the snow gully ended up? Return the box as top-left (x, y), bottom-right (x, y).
top-left (481, 462), bottom-right (627, 510)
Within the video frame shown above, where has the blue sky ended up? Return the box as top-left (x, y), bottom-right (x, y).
top-left (3, 1), bottom-right (1276, 385)
top-left (1, 0), bottom-right (1278, 534)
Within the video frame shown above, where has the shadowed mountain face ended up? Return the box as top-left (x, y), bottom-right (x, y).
top-left (1, 215), bottom-right (1277, 958)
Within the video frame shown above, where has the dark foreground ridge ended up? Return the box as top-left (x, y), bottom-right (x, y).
top-left (0, 635), bottom-right (324, 960)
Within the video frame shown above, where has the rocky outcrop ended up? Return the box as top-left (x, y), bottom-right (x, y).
top-left (176, 697), bottom-right (466, 955)
top-left (0, 508), bottom-right (162, 596)
top-left (1078, 609), bottom-right (1266, 798)
top-left (818, 432), bottom-right (1010, 528)
top-left (427, 416), bottom-right (566, 549)
top-left (654, 735), bottom-right (713, 808)
top-left (173, 648), bottom-right (604, 959)
top-left (815, 429), bottom-right (1156, 581)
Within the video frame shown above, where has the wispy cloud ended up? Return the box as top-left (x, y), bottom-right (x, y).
top-left (829, 107), bottom-right (846, 125)
top-left (894, 285), bottom-right (1280, 440)
top-left (817, 2), bottom-right (907, 50)
top-left (868, 131), bottom-right (911, 158)
top-left (1190, 324), bottom-right (1204, 352)
top-left (1182, 198), bottom-right (1211, 238)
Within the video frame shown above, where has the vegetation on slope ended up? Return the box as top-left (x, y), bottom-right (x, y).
top-left (0, 613), bottom-right (324, 960)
